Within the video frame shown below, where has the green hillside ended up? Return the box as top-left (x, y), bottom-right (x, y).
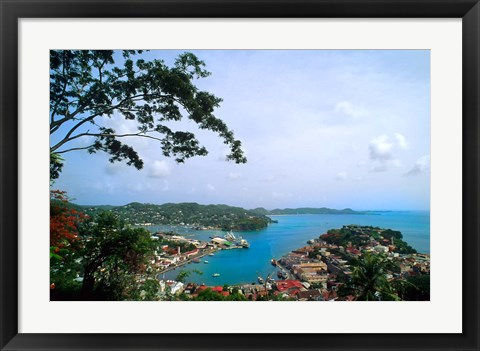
top-left (76, 202), bottom-right (273, 231)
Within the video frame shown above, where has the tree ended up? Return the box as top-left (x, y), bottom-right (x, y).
top-left (50, 189), bottom-right (86, 250)
top-left (50, 190), bottom-right (87, 299)
top-left (339, 252), bottom-right (402, 301)
top-left (78, 212), bottom-right (158, 300)
top-left (50, 50), bottom-right (247, 179)
top-left (397, 275), bottom-right (430, 301)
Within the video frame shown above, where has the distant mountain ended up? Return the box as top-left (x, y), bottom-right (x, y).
top-left (250, 207), bottom-right (364, 215)
top-left (77, 202), bottom-right (273, 231)
top-left (250, 207), bottom-right (270, 215)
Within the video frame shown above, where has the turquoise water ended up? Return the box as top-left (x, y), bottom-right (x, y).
top-left (148, 211), bottom-right (430, 286)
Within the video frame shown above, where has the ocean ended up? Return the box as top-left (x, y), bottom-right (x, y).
top-left (147, 211), bottom-right (430, 286)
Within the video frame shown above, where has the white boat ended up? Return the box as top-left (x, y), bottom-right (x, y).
top-left (239, 236), bottom-right (250, 248)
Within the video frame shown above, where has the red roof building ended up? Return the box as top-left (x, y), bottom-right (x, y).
top-left (275, 280), bottom-right (304, 292)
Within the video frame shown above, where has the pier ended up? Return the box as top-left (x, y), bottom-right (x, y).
top-left (157, 248), bottom-right (218, 275)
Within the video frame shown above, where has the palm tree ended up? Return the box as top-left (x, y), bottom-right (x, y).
top-left (341, 252), bottom-right (401, 301)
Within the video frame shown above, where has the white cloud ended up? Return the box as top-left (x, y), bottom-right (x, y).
top-left (207, 183), bottom-right (216, 191)
top-left (404, 155), bottom-right (430, 176)
top-left (368, 134), bottom-right (406, 172)
top-left (394, 133), bottom-right (409, 150)
top-left (148, 160), bottom-right (171, 178)
top-left (369, 134), bottom-right (394, 161)
top-left (336, 171), bottom-right (347, 181)
top-left (334, 101), bottom-right (368, 118)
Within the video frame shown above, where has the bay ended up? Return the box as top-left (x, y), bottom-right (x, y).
top-left (147, 211), bottom-right (430, 286)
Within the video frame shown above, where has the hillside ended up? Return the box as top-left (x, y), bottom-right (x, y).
top-left (78, 202), bottom-right (273, 231)
top-left (320, 224), bottom-right (417, 254)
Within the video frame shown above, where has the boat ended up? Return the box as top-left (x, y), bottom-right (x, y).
top-left (239, 236), bottom-right (250, 248)
top-left (271, 259), bottom-right (277, 266)
top-left (204, 260), bottom-right (209, 264)
top-left (224, 230), bottom-right (250, 248)
top-left (192, 258), bottom-right (201, 263)
top-left (277, 270), bottom-right (288, 279)
top-left (257, 273), bottom-right (264, 284)
top-left (209, 253), bottom-right (214, 256)
top-left (212, 273), bottom-right (220, 277)
top-left (224, 230), bottom-right (236, 241)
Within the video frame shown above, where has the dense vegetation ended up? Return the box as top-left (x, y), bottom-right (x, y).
top-left (338, 252), bottom-right (402, 301)
top-left (78, 202), bottom-right (273, 231)
top-left (320, 225), bottom-right (417, 254)
top-left (50, 198), bottom-right (162, 301)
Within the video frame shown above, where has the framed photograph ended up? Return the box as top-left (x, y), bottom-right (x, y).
top-left (1, 0), bottom-right (478, 350)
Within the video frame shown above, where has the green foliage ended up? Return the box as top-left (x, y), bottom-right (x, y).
top-left (50, 50), bottom-right (246, 179)
top-left (81, 201), bottom-right (272, 230)
top-left (320, 225), bottom-right (416, 254)
top-left (191, 288), bottom-right (247, 301)
top-left (78, 212), bottom-right (158, 300)
top-left (399, 275), bottom-right (430, 301)
top-left (50, 152), bottom-right (64, 181)
top-left (381, 229), bottom-right (403, 240)
top-left (392, 238), bottom-right (417, 254)
top-left (158, 238), bottom-right (196, 253)
top-left (339, 252), bottom-right (402, 301)
top-left (50, 248), bottom-right (84, 300)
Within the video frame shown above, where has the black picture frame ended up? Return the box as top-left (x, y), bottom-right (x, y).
top-left (1, 1), bottom-right (478, 350)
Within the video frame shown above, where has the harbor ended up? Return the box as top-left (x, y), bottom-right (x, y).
top-left (149, 211), bottom-right (430, 286)
top-left (154, 229), bottom-right (251, 279)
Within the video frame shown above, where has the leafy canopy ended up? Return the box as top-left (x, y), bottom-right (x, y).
top-left (50, 50), bottom-right (246, 179)
top-left (79, 212), bottom-right (159, 300)
top-left (340, 252), bottom-right (402, 301)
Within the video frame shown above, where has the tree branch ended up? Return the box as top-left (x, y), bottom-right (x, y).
top-left (54, 131), bottom-right (164, 154)
top-left (56, 145), bottom-right (97, 154)
top-left (50, 93), bottom-right (174, 150)
top-left (50, 52), bottom-right (69, 124)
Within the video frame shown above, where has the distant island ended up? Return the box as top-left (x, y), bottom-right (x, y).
top-left (251, 207), bottom-right (364, 215)
top-left (56, 200), bottom-right (366, 231)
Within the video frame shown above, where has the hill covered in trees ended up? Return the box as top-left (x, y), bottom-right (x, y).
top-left (320, 225), bottom-right (417, 254)
top-left (77, 202), bottom-right (273, 231)
top-left (51, 200), bottom-right (366, 232)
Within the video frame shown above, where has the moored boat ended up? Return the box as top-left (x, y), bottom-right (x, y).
top-left (212, 273), bottom-right (220, 277)
top-left (277, 270), bottom-right (288, 279)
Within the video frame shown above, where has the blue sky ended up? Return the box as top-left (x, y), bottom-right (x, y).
top-left (52, 50), bottom-right (430, 210)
